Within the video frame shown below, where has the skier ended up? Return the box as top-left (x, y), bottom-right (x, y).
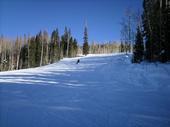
top-left (76, 59), bottom-right (80, 64)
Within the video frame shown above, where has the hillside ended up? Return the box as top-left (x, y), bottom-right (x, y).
top-left (0, 54), bottom-right (170, 127)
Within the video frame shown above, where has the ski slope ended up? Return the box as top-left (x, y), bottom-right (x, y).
top-left (0, 54), bottom-right (170, 127)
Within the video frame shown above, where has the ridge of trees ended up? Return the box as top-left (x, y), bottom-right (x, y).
top-left (90, 42), bottom-right (119, 54)
top-left (0, 27), bottom-right (78, 72)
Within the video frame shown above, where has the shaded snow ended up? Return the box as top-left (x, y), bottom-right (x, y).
top-left (0, 54), bottom-right (170, 127)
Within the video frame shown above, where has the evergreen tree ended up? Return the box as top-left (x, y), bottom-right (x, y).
top-left (60, 27), bottom-right (69, 57)
top-left (20, 44), bottom-right (28, 69)
top-left (73, 39), bottom-right (78, 57)
top-left (142, 0), bottom-right (170, 62)
top-left (68, 37), bottom-right (73, 57)
top-left (132, 27), bottom-right (144, 63)
top-left (83, 25), bottom-right (89, 55)
top-left (35, 32), bottom-right (42, 66)
top-left (160, 0), bottom-right (170, 62)
top-left (29, 37), bottom-right (36, 67)
top-left (50, 29), bottom-right (60, 63)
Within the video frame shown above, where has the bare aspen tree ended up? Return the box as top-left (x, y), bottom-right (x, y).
top-left (2, 38), bottom-right (7, 71)
top-left (11, 42), bottom-right (14, 70)
top-left (27, 34), bottom-right (30, 68)
top-left (40, 31), bottom-right (43, 66)
top-left (120, 8), bottom-right (140, 54)
top-left (125, 8), bottom-right (133, 53)
top-left (16, 37), bottom-right (22, 70)
top-left (66, 29), bottom-right (71, 57)
top-left (8, 42), bottom-right (12, 70)
top-left (43, 31), bottom-right (49, 65)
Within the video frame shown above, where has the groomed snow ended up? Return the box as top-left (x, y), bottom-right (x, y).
top-left (0, 53), bottom-right (170, 127)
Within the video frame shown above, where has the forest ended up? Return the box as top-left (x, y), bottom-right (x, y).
top-left (0, 27), bottom-right (79, 72)
top-left (120, 0), bottom-right (170, 63)
top-left (0, 0), bottom-right (169, 72)
top-left (0, 26), bottom-right (119, 72)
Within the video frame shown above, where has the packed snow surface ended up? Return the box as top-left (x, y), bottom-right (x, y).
top-left (0, 54), bottom-right (170, 127)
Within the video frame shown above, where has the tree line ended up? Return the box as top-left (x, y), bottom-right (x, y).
top-left (0, 27), bottom-right (78, 72)
top-left (79, 42), bottom-right (120, 55)
top-left (90, 42), bottom-right (119, 54)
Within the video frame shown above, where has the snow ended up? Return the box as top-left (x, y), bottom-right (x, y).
top-left (0, 53), bottom-right (170, 127)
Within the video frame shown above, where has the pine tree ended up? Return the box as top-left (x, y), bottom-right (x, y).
top-left (35, 32), bottom-right (42, 67)
top-left (83, 25), bottom-right (89, 55)
top-left (29, 37), bottom-right (36, 67)
top-left (50, 29), bottom-right (60, 63)
top-left (73, 39), bottom-right (78, 57)
top-left (160, 0), bottom-right (170, 62)
top-left (142, 0), bottom-right (170, 62)
top-left (60, 27), bottom-right (69, 57)
top-left (20, 44), bottom-right (28, 69)
top-left (68, 37), bottom-right (73, 57)
top-left (119, 41), bottom-right (125, 52)
top-left (132, 27), bottom-right (144, 63)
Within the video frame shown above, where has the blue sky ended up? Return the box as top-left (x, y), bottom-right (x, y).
top-left (0, 0), bottom-right (142, 43)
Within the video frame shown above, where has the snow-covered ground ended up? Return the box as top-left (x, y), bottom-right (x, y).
top-left (0, 54), bottom-right (170, 127)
